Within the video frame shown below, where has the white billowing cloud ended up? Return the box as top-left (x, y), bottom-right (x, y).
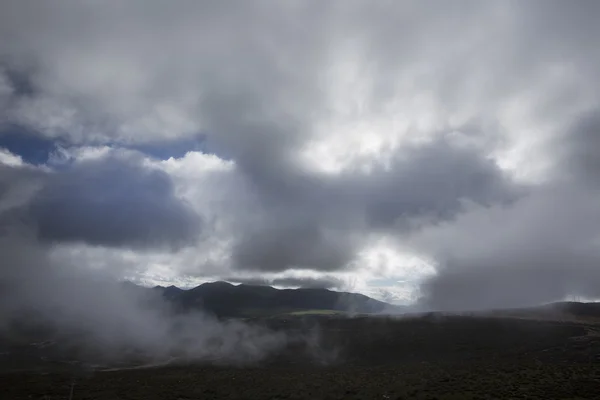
top-left (0, 1), bottom-right (592, 164)
top-left (0, 148), bottom-right (23, 167)
top-left (0, 1), bottom-right (600, 308)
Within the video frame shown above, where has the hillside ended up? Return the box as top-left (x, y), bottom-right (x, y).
top-left (477, 301), bottom-right (600, 322)
top-left (151, 281), bottom-right (400, 317)
top-left (5, 314), bottom-right (600, 399)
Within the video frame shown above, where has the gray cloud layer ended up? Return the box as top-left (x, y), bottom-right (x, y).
top-left (30, 153), bottom-right (200, 250)
top-left (229, 134), bottom-right (517, 272)
top-left (1, 1), bottom-right (600, 309)
top-left (412, 108), bottom-right (600, 310)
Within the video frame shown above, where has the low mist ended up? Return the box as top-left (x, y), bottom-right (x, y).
top-left (0, 228), bottom-right (334, 368)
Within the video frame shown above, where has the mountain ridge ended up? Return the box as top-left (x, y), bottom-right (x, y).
top-left (149, 280), bottom-right (403, 317)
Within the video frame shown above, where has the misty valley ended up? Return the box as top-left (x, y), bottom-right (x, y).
top-left (2, 282), bottom-right (600, 399)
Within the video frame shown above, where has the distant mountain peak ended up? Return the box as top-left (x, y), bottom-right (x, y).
top-left (147, 280), bottom-right (403, 317)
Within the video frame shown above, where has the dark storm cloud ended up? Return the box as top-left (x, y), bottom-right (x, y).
top-left (413, 105), bottom-right (600, 310)
top-left (413, 179), bottom-right (600, 311)
top-left (421, 251), bottom-right (600, 312)
top-left (230, 133), bottom-right (517, 272)
top-left (232, 216), bottom-right (357, 272)
top-left (356, 136), bottom-right (519, 228)
top-left (552, 110), bottom-right (600, 186)
top-left (0, 65), bottom-right (36, 97)
top-left (29, 153), bottom-right (200, 250)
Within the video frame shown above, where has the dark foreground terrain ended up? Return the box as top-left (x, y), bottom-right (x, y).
top-left (2, 313), bottom-right (600, 399)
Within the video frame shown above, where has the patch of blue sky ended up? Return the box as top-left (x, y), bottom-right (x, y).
top-left (0, 126), bottom-right (58, 165)
top-left (0, 127), bottom-right (213, 165)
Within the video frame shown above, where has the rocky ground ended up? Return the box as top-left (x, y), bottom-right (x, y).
top-left (2, 314), bottom-right (600, 399)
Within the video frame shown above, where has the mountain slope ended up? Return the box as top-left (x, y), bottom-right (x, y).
top-left (152, 281), bottom-right (401, 317)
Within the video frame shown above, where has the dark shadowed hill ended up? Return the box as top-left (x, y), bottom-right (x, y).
top-left (547, 301), bottom-right (600, 318)
top-left (479, 301), bottom-right (600, 322)
top-left (151, 281), bottom-right (402, 317)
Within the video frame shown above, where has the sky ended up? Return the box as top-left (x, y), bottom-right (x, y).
top-left (1, 1), bottom-right (600, 309)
